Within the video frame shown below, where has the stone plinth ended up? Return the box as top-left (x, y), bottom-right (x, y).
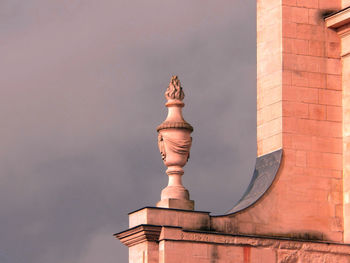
top-left (128, 207), bottom-right (210, 230)
top-left (116, 207), bottom-right (350, 263)
top-left (156, 199), bottom-right (194, 211)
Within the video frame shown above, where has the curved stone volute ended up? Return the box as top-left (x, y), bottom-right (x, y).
top-left (156, 76), bottom-right (194, 210)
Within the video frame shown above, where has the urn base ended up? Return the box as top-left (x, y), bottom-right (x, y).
top-left (156, 198), bottom-right (194, 210)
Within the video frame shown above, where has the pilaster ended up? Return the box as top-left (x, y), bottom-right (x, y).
top-left (326, 5), bottom-right (350, 242)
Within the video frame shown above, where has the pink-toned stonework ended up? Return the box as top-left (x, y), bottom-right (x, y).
top-left (117, 208), bottom-right (350, 262)
top-left (116, 1), bottom-right (350, 262)
top-left (326, 5), bottom-right (350, 243)
top-left (156, 76), bottom-right (194, 211)
top-left (252, 0), bottom-right (343, 242)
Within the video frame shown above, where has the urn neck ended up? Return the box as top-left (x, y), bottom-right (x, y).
top-left (165, 105), bottom-right (185, 123)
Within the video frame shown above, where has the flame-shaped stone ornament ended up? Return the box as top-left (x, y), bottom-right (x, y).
top-left (156, 76), bottom-right (194, 210)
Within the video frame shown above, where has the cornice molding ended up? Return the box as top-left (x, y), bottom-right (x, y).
top-left (114, 225), bottom-right (162, 247)
top-left (325, 6), bottom-right (350, 32)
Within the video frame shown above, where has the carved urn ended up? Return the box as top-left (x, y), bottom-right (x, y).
top-left (156, 76), bottom-right (194, 210)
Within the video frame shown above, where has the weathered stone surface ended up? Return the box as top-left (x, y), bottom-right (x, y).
top-left (116, 1), bottom-right (350, 262)
top-left (156, 76), bottom-right (194, 210)
top-left (278, 250), bottom-right (299, 263)
top-left (128, 207), bottom-right (210, 230)
top-left (326, 5), bottom-right (350, 243)
top-left (209, 0), bottom-right (344, 243)
top-left (119, 225), bottom-right (350, 263)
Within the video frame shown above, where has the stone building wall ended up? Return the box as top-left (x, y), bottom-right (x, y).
top-left (116, 1), bottom-right (350, 262)
top-left (117, 208), bottom-right (350, 262)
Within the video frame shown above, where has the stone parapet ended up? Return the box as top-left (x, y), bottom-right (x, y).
top-left (159, 226), bottom-right (350, 263)
top-left (116, 222), bottom-right (350, 263)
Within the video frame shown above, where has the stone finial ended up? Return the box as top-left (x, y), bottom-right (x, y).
top-left (165, 75), bottom-right (185, 101)
top-left (156, 76), bottom-right (194, 210)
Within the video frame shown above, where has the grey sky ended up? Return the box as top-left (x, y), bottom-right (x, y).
top-left (0, 1), bottom-right (256, 262)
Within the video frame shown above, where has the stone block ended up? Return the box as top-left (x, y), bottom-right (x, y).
top-left (319, 89), bottom-right (342, 106)
top-left (291, 70), bottom-right (309, 86)
top-left (257, 133), bottom-right (282, 156)
top-left (282, 101), bottom-right (309, 118)
top-left (283, 133), bottom-right (312, 151)
top-left (309, 8), bottom-right (322, 26)
top-left (327, 42), bottom-right (341, 58)
top-left (156, 199), bottom-right (194, 211)
top-left (283, 21), bottom-right (297, 38)
top-left (282, 86), bottom-right (319, 103)
top-left (296, 150), bottom-right (307, 167)
top-left (326, 58), bottom-right (342, 75)
top-left (309, 40), bottom-right (326, 57)
top-left (129, 207), bottom-right (210, 230)
top-left (326, 105), bottom-right (342, 122)
top-left (307, 151), bottom-right (342, 170)
top-left (283, 6), bottom-right (309, 23)
top-left (343, 0), bottom-right (350, 8)
top-left (311, 136), bottom-right (342, 153)
top-left (309, 104), bottom-right (326, 120)
top-left (319, 0), bottom-right (341, 9)
top-left (327, 74), bottom-right (342, 90)
top-left (308, 72), bottom-right (326, 88)
top-left (296, 0), bottom-right (318, 8)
